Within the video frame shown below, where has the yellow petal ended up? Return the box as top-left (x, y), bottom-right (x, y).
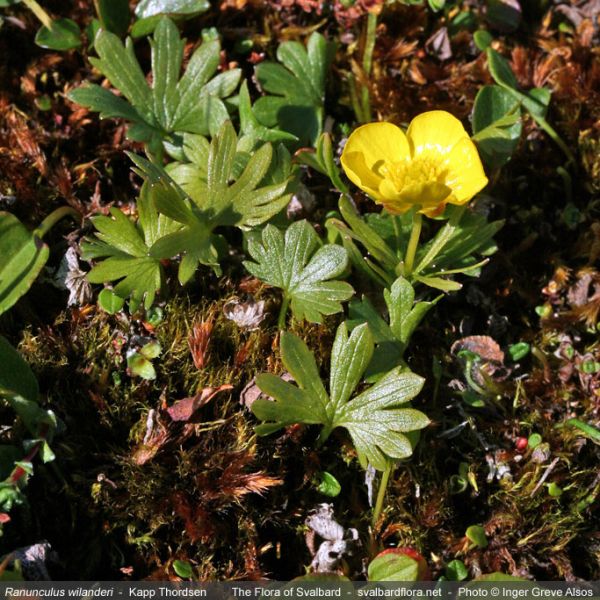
top-left (398, 181), bottom-right (452, 207)
top-left (407, 110), bottom-right (469, 157)
top-left (341, 149), bottom-right (386, 202)
top-left (443, 137), bottom-right (489, 204)
top-left (341, 122), bottom-right (411, 197)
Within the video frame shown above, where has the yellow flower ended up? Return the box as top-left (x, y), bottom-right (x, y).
top-left (340, 111), bottom-right (488, 216)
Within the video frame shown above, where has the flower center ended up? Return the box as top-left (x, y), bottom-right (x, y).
top-left (380, 156), bottom-right (448, 192)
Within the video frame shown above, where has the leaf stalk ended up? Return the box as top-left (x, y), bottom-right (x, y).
top-left (34, 206), bottom-right (79, 239)
top-left (372, 460), bottom-right (393, 529)
top-left (278, 295), bottom-right (290, 330)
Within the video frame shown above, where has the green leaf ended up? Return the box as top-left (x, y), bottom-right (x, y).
top-left (466, 525), bottom-right (488, 548)
top-left (69, 18), bottom-right (239, 152)
top-left (367, 552), bottom-right (420, 582)
top-left (565, 418), bottom-right (600, 444)
top-left (238, 81), bottom-right (298, 144)
top-left (446, 559), bottom-right (468, 581)
top-left (315, 471), bottom-right (341, 497)
top-left (0, 212), bottom-right (50, 317)
top-left (508, 342), bottom-right (530, 361)
top-left (35, 18), bottom-right (82, 51)
top-left (348, 277), bottom-right (439, 381)
top-left (253, 323), bottom-right (428, 471)
top-left (127, 351), bottom-right (157, 380)
top-left (486, 47), bottom-right (518, 89)
top-left (132, 122), bottom-right (292, 283)
top-left (95, 0), bottom-right (130, 36)
top-left (337, 367), bottom-right (427, 469)
top-left (140, 340), bottom-right (161, 359)
top-left (254, 32), bottom-right (334, 146)
top-left (472, 85), bottom-right (522, 168)
top-left (243, 220), bottom-right (354, 324)
top-left (172, 560), bottom-right (194, 580)
top-left (473, 30), bottom-right (493, 51)
top-left (386, 276), bottom-right (440, 348)
top-left (473, 573), bottom-right (527, 582)
top-left (98, 288), bottom-right (125, 314)
top-left (82, 185), bottom-right (181, 311)
top-left (0, 336), bottom-right (39, 402)
top-left (427, 0), bottom-right (445, 11)
top-left (135, 0), bottom-right (210, 18)
top-left (485, 0), bottom-right (522, 33)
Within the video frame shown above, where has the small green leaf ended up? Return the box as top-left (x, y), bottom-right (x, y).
top-left (473, 30), bottom-right (493, 51)
top-left (472, 85), bottom-right (522, 168)
top-left (140, 340), bottom-right (161, 360)
top-left (446, 559), bottom-right (468, 581)
top-left (466, 525), bottom-right (488, 548)
top-left (565, 418), bottom-right (600, 444)
top-left (486, 47), bottom-right (519, 90)
top-left (35, 18), bottom-right (82, 51)
top-left (315, 471), bottom-right (341, 497)
top-left (473, 573), bottom-right (527, 581)
top-left (172, 559), bottom-right (194, 579)
top-left (135, 0), bottom-right (210, 19)
top-left (98, 288), bottom-right (125, 314)
top-left (367, 552), bottom-right (420, 582)
top-left (527, 433), bottom-right (542, 449)
top-left (485, 0), bottom-right (522, 33)
top-left (547, 482), bottom-right (563, 497)
top-left (127, 352), bottom-right (157, 380)
top-left (244, 220), bottom-right (354, 324)
top-left (508, 341), bottom-right (530, 361)
top-left (427, 0), bottom-right (445, 11)
top-left (0, 212), bottom-right (50, 317)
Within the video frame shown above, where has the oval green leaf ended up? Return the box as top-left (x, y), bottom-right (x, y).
top-left (0, 212), bottom-right (49, 317)
top-left (35, 18), bottom-right (82, 51)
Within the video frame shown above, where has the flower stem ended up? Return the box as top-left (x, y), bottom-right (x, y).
top-left (404, 212), bottom-right (423, 277)
top-left (533, 114), bottom-right (575, 167)
top-left (22, 0), bottom-right (54, 30)
top-left (360, 11), bottom-right (377, 123)
top-left (277, 295), bottom-right (290, 330)
top-left (34, 206), bottom-right (79, 239)
top-left (372, 461), bottom-right (393, 529)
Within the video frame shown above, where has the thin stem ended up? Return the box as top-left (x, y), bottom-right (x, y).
top-left (403, 212), bottom-right (423, 277)
top-left (34, 206), bottom-right (79, 239)
top-left (534, 115), bottom-right (575, 167)
top-left (22, 0), bottom-right (53, 30)
top-left (348, 72), bottom-right (365, 124)
top-left (277, 295), bottom-right (290, 330)
top-left (372, 461), bottom-right (393, 528)
top-left (360, 11), bottom-right (377, 123)
top-left (316, 424), bottom-right (334, 448)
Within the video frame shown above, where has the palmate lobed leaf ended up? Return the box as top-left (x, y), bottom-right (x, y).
top-left (82, 185), bottom-right (181, 311)
top-left (68, 17), bottom-right (240, 152)
top-left (253, 323), bottom-right (429, 471)
top-left (253, 32), bottom-right (335, 146)
top-left (130, 121), bottom-right (292, 284)
top-left (244, 219), bottom-right (354, 324)
top-left (348, 276), bottom-right (440, 381)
